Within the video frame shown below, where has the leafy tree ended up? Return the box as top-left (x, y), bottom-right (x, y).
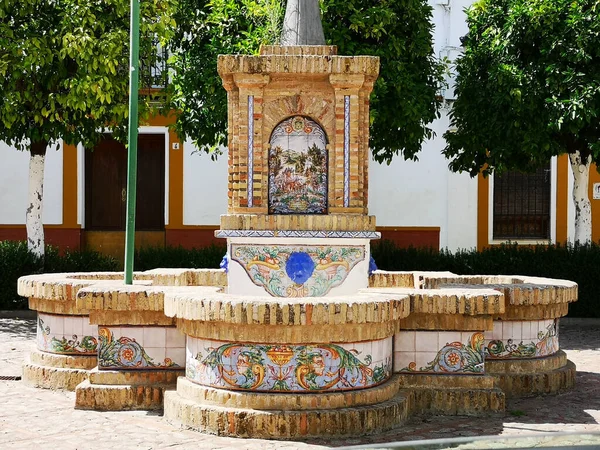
top-left (0, 0), bottom-right (174, 260)
top-left (444, 0), bottom-right (600, 243)
top-left (167, 0), bottom-right (444, 163)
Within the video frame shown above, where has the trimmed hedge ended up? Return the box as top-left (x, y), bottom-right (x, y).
top-left (134, 244), bottom-right (226, 271)
top-left (371, 240), bottom-right (599, 318)
top-left (2, 239), bottom-right (595, 317)
top-left (0, 241), bottom-right (118, 310)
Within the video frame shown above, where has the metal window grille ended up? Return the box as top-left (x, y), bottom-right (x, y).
top-left (493, 163), bottom-right (551, 240)
top-left (140, 39), bottom-right (168, 91)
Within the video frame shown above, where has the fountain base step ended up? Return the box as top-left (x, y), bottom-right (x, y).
top-left (22, 350), bottom-right (97, 391)
top-left (75, 368), bottom-right (183, 411)
top-left (396, 373), bottom-right (505, 415)
top-left (486, 351), bottom-right (576, 398)
top-left (164, 377), bottom-right (411, 439)
top-left (404, 387), bottom-right (505, 415)
top-left (173, 376), bottom-right (399, 410)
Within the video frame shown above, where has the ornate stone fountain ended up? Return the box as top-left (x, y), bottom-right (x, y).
top-left (17, 0), bottom-right (577, 439)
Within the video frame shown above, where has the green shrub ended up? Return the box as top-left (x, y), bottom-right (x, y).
top-left (0, 241), bottom-right (118, 310)
top-left (0, 241), bottom-right (41, 309)
top-left (44, 247), bottom-right (119, 273)
top-left (371, 240), bottom-right (600, 318)
top-left (134, 244), bottom-right (226, 271)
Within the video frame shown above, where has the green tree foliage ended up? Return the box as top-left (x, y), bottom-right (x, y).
top-left (167, 0), bottom-right (444, 163)
top-left (0, 0), bottom-right (174, 150)
top-left (0, 0), bottom-right (174, 257)
top-left (444, 0), bottom-right (600, 175)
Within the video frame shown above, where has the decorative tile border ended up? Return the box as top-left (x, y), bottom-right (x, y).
top-left (277, 230), bottom-right (380, 239)
top-left (395, 331), bottom-right (485, 374)
top-left (186, 336), bottom-right (392, 392)
top-left (37, 313), bottom-right (97, 355)
top-left (484, 319), bottom-right (559, 359)
top-left (343, 95), bottom-right (350, 207)
top-left (215, 230), bottom-right (381, 239)
top-left (98, 326), bottom-right (185, 370)
top-left (217, 230), bottom-right (275, 238)
top-left (231, 244), bottom-right (365, 297)
top-left (247, 95), bottom-right (254, 207)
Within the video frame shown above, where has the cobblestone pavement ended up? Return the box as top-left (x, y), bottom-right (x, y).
top-left (1, 315), bottom-right (600, 449)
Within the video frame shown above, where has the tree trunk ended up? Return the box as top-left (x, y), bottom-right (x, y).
top-left (26, 140), bottom-right (47, 260)
top-left (569, 151), bottom-right (592, 244)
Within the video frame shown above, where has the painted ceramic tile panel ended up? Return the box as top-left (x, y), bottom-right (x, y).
top-left (398, 332), bottom-right (485, 374)
top-left (186, 337), bottom-right (392, 392)
top-left (37, 314), bottom-right (97, 355)
top-left (231, 244), bottom-right (365, 297)
top-left (268, 116), bottom-right (328, 214)
top-left (484, 320), bottom-right (559, 359)
top-left (98, 327), bottom-right (181, 369)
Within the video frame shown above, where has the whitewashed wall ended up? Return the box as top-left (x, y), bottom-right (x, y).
top-left (368, 111), bottom-right (478, 252)
top-left (0, 141), bottom-right (63, 225)
top-left (367, 0), bottom-right (478, 251)
top-left (182, 140), bottom-right (228, 225)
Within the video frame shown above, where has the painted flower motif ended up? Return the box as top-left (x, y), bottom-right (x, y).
top-left (445, 350), bottom-right (461, 367)
top-left (120, 347), bottom-right (135, 361)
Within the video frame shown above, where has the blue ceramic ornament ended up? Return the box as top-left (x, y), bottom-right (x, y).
top-left (285, 252), bottom-right (315, 285)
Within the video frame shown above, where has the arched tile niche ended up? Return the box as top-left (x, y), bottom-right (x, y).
top-left (268, 116), bottom-right (328, 215)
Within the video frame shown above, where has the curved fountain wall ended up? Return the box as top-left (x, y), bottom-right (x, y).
top-left (16, 44), bottom-right (578, 439)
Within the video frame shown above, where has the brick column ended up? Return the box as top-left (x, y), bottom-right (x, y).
top-left (221, 76), bottom-right (239, 212)
top-left (359, 79), bottom-right (376, 213)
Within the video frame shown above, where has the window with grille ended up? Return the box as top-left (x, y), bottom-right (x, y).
top-left (493, 163), bottom-right (551, 240)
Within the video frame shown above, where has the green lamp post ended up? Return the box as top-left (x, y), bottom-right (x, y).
top-left (124, 0), bottom-right (140, 285)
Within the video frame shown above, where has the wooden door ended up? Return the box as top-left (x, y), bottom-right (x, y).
top-left (85, 134), bottom-right (165, 231)
top-left (136, 134), bottom-right (165, 230)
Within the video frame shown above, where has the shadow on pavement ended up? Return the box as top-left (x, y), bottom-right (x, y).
top-left (507, 370), bottom-right (600, 425)
top-left (560, 319), bottom-right (600, 351)
top-left (0, 317), bottom-right (36, 340)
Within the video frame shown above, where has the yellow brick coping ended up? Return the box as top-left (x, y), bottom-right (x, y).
top-left (164, 289), bottom-right (411, 326)
top-left (219, 214), bottom-right (377, 231)
top-left (422, 275), bottom-right (578, 307)
top-left (18, 269), bottom-right (226, 306)
top-left (217, 54), bottom-right (380, 77)
top-left (365, 287), bottom-right (505, 316)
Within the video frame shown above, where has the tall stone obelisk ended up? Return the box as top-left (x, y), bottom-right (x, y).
top-left (280, 0), bottom-right (325, 45)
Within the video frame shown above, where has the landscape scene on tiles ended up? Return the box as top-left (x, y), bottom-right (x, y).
top-left (232, 244), bottom-right (365, 297)
top-left (187, 341), bottom-right (391, 392)
top-left (269, 116), bottom-right (328, 215)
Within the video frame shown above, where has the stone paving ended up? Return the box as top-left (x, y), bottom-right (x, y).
top-left (1, 315), bottom-right (600, 449)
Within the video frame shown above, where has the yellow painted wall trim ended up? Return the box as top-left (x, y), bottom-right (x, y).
top-left (477, 172), bottom-right (489, 251)
top-left (556, 154), bottom-right (568, 244)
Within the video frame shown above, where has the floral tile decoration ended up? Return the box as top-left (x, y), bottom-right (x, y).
top-left (484, 319), bottom-right (559, 359)
top-left (396, 331), bottom-right (485, 374)
top-left (231, 244), bottom-right (365, 297)
top-left (268, 116), bottom-right (328, 215)
top-left (98, 326), bottom-right (184, 370)
top-left (186, 337), bottom-right (392, 392)
top-left (37, 313), bottom-right (97, 355)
